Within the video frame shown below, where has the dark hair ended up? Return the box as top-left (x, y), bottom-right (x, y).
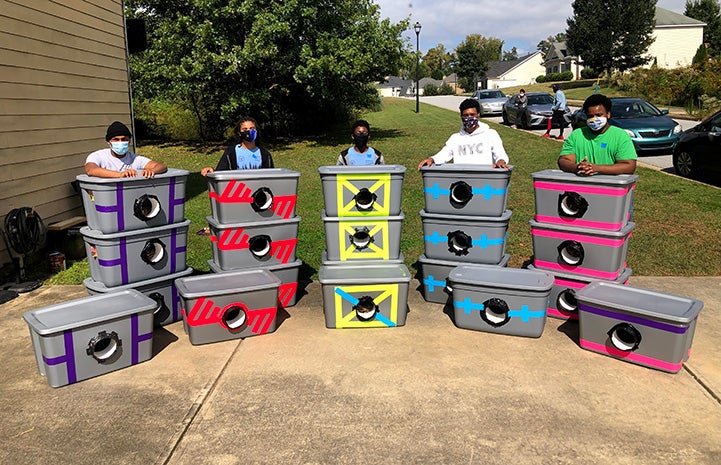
top-left (582, 94), bottom-right (613, 113)
top-left (551, 84), bottom-right (560, 92)
top-left (459, 98), bottom-right (481, 113)
top-left (519, 88), bottom-right (525, 93)
top-left (351, 119), bottom-right (370, 134)
top-left (233, 116), bottom-right (259, 142)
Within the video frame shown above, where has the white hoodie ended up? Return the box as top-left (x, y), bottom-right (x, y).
top-left (431, 122), bottom-right (509, 165)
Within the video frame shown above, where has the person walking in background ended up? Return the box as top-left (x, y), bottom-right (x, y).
top-left (544, 83), bottom-right (568, 140)
top-left (511, 89), bottom-right (527, 129)
top-left (85, 121), bottom-right (167, 178)
top-left (201, 116), bottom-right (274, 176)
top-left (337, 120), bottom-right (384, 165)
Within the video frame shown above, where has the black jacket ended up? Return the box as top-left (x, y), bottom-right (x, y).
top-left (215, 144), bottom-right (274, 170)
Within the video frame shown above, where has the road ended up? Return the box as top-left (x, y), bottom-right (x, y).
top-left (414, 95), bottom-right (699, 173)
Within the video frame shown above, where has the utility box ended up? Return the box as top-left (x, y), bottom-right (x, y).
top-left (418, 254), bottom-right (510, 305)
top-left (318, 165), bottom-right (405, 217)
top-left (322, 210), bottom-right (403, 262)
top-left (77, 169), bottom-right (189, 234)
top-left (421, 164), bottom-right (512, 216)
top-left (23, 290), bottom-right (156, 388)
top-left (207, 259), bottom-right (302, 308)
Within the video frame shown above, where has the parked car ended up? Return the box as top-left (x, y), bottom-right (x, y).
top-left (501, 92), bottom-right (571, 129)
top-left (472, 89), bottom-right (507, 116)
top-left (571, 97), bottom-right (681, 154)
top-left (672, 109), bottom-right (721, 181)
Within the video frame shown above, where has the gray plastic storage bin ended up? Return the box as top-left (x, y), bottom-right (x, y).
top-left (528, 265), bottom-right (632, 320)
top-left (447, 265), bottom-right (554, 338)
top-left (321, 250), bottom-right (404, 267)
top-left (418, 253), bottom-right (510, 304)
top-left (421, 164), bottom-right (513, 216)
top-left (532, 169), bottom-right (637, 231)
top-left (83, 267), bottom-right (194, 326)
top-left (82, 220), bottom-right (190, 287)
top-left (207, 215), bottom-right (300, 269)
top-left (318, 165), bottom-right (406, 217)
top-left (322, 210), bottom-right (403, 262)
top-left (575, 282), bottom-right (703, 373)
top-left (530, 219), bottom-right (634, 281)
top-left (176, 270), bottom-right (281, 345)
top-left (77, 169), bottom-right (189, 234)
top-left (206, 168), bottom-right (300, 223)
top-left (207, 259), bottom-right (302, 308)
top-left (23, 289), bottom-right (156, 388)
top-left (421, 209), bottom-right (511, 264)
top-left (318, 264), bottom-right (411, 329)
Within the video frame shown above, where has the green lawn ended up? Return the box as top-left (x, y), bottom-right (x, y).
top-left (47, 97), bottom-right (721, 284)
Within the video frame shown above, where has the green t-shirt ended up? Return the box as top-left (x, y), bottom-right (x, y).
top-left (560, 125), bottom-right (637, 164)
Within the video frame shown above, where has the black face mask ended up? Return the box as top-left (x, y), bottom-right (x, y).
top-left (353, 134), bottom-right (369, 147)
top-left (240, 129), bottom-right (257, 142)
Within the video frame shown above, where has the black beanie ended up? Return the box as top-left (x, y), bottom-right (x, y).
top-left (105, 121), bottom-right (132, 141)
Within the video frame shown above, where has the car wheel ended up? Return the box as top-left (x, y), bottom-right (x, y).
top-left (673, 151), bottom-right (696, 178)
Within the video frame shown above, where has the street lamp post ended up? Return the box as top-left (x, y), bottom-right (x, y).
top-left (414, 21), bottom-right (422, 114)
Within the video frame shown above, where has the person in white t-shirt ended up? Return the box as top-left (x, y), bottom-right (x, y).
top-left (418, 98), bottom-right (509, 169)
top-left (85, 121), bottom-right (167, 178)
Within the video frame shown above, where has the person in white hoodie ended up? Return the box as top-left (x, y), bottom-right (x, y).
top-left (418, 98), bottom-right (509, 169)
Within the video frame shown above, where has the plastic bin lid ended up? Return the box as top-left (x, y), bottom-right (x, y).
top-left (448, 265), bottom-right (554, 292)
top-left (175, 269), bottom-right (281, 298)
top-left (529, 218), bottom-right (635, 237)
top-left (205, 215), bottom-right (301, 229)
top-left (23, 289), bottom-right (157, 335)
top-left (80, 219), bottom-right (191, 240)
top-left (83, 267), bottom-right (194, 293)
top-left (318, 264), bottom-right (411, 284)
top-left (575, 281), bottom-right (703, 324)
top-left (207, 259), bottom-right (302, 274)
top-left (206, 168), bottom-right (300, 180)
top-left (418, 253), bottom-right (510, 268)
top-left (420, 209), bottom-right (512, 223)
top-left (321, 209), bottom-right (405, 221)
top-left (531, 169), bottom-right (638, 185)
top-left (76, 168), bottom-right (189, 184)
top-left (420, 164), bottom-right (514, 175)
top-left (527, 265), bottom-right (632, 284)
top-left (318, 165), bottom-right (406, 175)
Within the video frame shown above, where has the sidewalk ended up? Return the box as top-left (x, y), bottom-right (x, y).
top-left (1, 276), bottom-right (719, 464)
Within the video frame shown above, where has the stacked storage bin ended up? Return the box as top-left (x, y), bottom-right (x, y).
top-left (317, 166), bottom-right (411, 329)
top-left (529, 169), bottom-right (638, 321)
top-left (418, 165), bottom-right (513, 305)
top-left (78, 169), bottom-right (193, 327)
top-left (195, 169), bottom-right (302, 344)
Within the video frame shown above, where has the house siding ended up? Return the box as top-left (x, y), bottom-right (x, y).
top-left (487, 55), bottom-right (544, 89)
top-left (0, 0), bottom-right (132, 265)
top-left (648, 26), bottom-right (704, 68)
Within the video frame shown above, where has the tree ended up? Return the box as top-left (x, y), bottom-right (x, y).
top-left (685, 0), bottom-right (721, 53)
top-left (453, 34), bottom-right (503, 91)
top-left (536, 33), bottom-right (567, 56)
top-left (126, 0), bottom-right (408, 139)
top-left (566, 0), bottom-right (656, 74)
top-left (502, 47), bottom-right (518, 61)
top-left (422, 44), bottom-right (453, 77)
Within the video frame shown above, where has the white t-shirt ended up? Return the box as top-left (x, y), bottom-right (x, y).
top-left (431, 122), bottom-right (509, 165)
top-left (86, 148), bottom-right (152, 172)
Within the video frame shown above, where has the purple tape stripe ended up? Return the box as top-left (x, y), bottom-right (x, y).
top-left (171, 229), bottom-right (177, 273)
top-left (172, 285), bottom-right (180, 322)
top-left (579, 303), bottom-right (689, 334)
top-left (168, 177), bottom-right (186, 224)
top-left (120, 237), bottom-right (129, 284)
top-left (42, 330), bottom-right (77, 384)
top-left (116, 183), bottom-right (125, 231)
top-left (131, 314), bottom-right (153, 365)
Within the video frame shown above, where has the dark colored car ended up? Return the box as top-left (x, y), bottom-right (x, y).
top-left (571, 97), bottom-right (681, 154)
top-left (502, 92), bottom-right (571, 129)
top-left (672, 109), bottom-right (721, 181)
top-left (472, 89), bottom-right (508, 116)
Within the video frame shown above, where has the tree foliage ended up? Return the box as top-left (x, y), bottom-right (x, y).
top-left (126, 0), bottom-right (408, 139)
top-left (422, 44), bottom-right (453, 77)
top-left (685, 0), bottom-right (721, 53)
top-left (566, 0), bottom-right (656, 74)
top-left (502, 47), bottom-right (519, 61)
top-left (536, 33), bottom-right (567, 56)
top-left (453, 34), bottom-right (503, 91)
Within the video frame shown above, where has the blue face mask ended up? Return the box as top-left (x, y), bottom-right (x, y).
top-left (240, 129), bottom-right (257, 143)
top-left (110, 141), bottom-right (130, 155)
top-left (587, 116), bottom-right (607, 132)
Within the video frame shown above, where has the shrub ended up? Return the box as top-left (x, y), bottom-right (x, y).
top-left (438, 83), bottom-right (455, 95)
top-left (581, 67), bottom-right (599, 79)
top-left (133, 98), bottom-right (202, 141)
top-left (536, 74), bottom-right (547, 83)
top-left (423, 83), bottom-right (440, 96)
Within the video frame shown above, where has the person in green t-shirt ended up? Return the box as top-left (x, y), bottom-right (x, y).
top-left (558, 94), bottom-right (637, 176)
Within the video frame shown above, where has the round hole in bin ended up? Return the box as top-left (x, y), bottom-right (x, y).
top-left (558, 240), bottom-right (584, 266)
top-left (86, 331), bottom-right (121, 363)
top-left (481, 298), bottom-right (510, 327)
top-left (249, 235), bottom-right (272, 258)
top-left (141, 239), bottom-right (165, 264)
top-left (251, 187), bottom-right (274, 212)
top-left (354, 188), bottom-right (376, 211)
top-left (447, 230), bottom-right (472, 256)
top-left (557, 289), bottom-right (578, 312)
top-left (450, 181), bottom-right (473, 206)
top-left (354, 296), bottom-right (377, 321)
top-left (608, 323), bottom-right (641, 351)
top-left (350, 227), bottom-right (373, 249)
top-left (558, 192), bottom-right (588, 218)
top-left (222, 306), bottom-right (247, 330)
top-left (134, 194), bottom-right (161, 220)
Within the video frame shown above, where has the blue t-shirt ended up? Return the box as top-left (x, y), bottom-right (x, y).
top-left (234, 145), bottom-right (262, 170)
top-left (345, 147), bottom-right (379, 165)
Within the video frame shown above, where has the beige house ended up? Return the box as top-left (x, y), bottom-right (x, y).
top-left (543, 7), bottom-right (706, 78)
top-left (482, 51), bottom-right (545, 89)
top-left (0, 0), bottom-right (133, 266)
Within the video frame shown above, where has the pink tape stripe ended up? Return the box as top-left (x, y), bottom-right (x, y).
top-left (534, 260), bottom-right (620, 280)
top-left (532, 228), bottom-right (629, 247)
top-left (580, 339), bottom-right (683, 372)
top-left (535, 215), bottom-right (624, 231)
top-left (547, 307), bottom-right (579, 320)
top-left (534, 181), bottom-right (630, 197)
top-left (554, 278), bottom-right (586, 289)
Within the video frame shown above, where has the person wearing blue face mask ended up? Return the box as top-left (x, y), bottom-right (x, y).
top-left (417, 98), bottom-right (509, 170)
top-left (201, 116), bottom-right (274, 176)
top-left (558, 94), bottom-right (637, 176)
top-left (85, 121), bottom-right (167, 178)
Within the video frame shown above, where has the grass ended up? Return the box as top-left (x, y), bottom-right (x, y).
top-left (44, 97), bottom-right (721, 285)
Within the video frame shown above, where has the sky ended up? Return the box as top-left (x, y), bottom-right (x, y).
top-left (374, 0), bottom-right (692, 56)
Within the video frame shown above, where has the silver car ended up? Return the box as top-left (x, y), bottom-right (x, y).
top-left (502, 91), bottom-right (571, 129)
top-left (472, 89), bottom-right (508, 116)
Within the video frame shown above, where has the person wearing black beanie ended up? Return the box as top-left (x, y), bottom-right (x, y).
top-left (85, 121), bottom-right (167, 178)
